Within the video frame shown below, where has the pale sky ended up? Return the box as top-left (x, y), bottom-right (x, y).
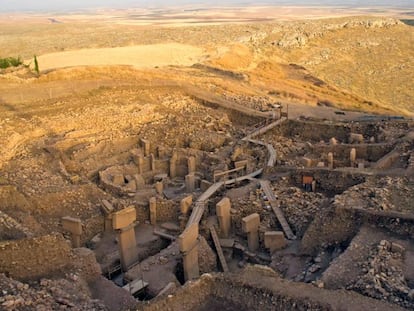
top-left (1, 0), bottom-right (413, 12)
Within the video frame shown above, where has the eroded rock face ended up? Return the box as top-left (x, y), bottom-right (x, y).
top-left (0, 274), bottom-right (108, 311)
top-left (0, 234), bottom-right (73, 281)
top-left (198, 236), bottom-right (218, 274)
top-left (274, 18), bottom-right (402, 49)
top-left (349, 240), bottom-right (413, 310)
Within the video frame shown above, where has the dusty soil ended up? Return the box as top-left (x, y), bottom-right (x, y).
top-left (36, 44), bottom-right (205, 71)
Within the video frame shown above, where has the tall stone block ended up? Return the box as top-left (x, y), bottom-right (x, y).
top-left (137, 154), bottom-right (145, 174)
top-left (169, 152), bottom-right (178, 178)
top-left (113, 206), bottom-right (138, 271)
top-left (216, 197), bottom-right (231, 238)
top-left (178, 223), bottom-right (199, 281)
top-left (62, 216), bottom-right (82, 248)
top-left (329, 137), bottom-right (338, 145)
top-left (101, 200), bottom-right (114, 232)
top-left (350, 148), bottom-right (357, 167)
top-left (180, 195), bottom-right (193, 215)
top-left (188, 156), bottom-right (196, 174)
top-left (264, 231), bottom-right (287, 253)
top-left (185, 173), bottom-right (195, 192)
top-left (158, 146), bottom-right (167, 159)
top-left (112, 206), bottom-right (136, 230)
top-left (140, 138), bottom-right (150, 157)
top-left (242, 213), bottom-right (260, 252)
top-left (327, 152), bottom-right (334, 170)
top-left (118, 225), bottom-right (138, 271)
top-left (155, 181), bottom-right (163, 195)
top-left (150, 153), bottom-right (156, 171)
top-left (149, 197), bottom-right (157, 225)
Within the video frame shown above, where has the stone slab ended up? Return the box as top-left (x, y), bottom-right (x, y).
top-left (264, 231), bottom-right (287, 252)
top-left (113, 206), bottom-right (136, 230)
top-left (62, 216), bottom-right (82, 235)
top-left (178, 223), bottom-right (199, 253)
top-left (219, 238), bottom-right (235, 248)
top-left (118, 226), bottom-right (138, 271)
top-left (216, 197), bottom-right (231, 216)
top-left (234, 160), bottom-right (248, 169)
top-left (101, 200), bottom-right (114, 214)
top-left (242, 213), bottom-right (260, 233)
top-left (180, 195), bottom-right (193, 215)
top-left (149, 197), bottom-right (157, 225)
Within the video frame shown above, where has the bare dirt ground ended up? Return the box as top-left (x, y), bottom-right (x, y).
top-left (36, 44), bottom-right (205, 71)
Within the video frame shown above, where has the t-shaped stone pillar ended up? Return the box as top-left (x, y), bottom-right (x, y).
top-left (350, 148), bottom-right (357, 167)
top-left (242, 213), bottom-right (260, 252)
top-left (188, 156), bottom-right (196, 174)
top-left (216, 197), bottom-right (231, 238)
top-left (101, 200), bottom-right (115, 232)
top-left (169, 151), bottom-right (178, 178)
top-left (149, 197), bottom-right (157, 225)
top-left (112, 206), bottom-right (138, 271)
top-left (178, 223), bottom-right (199, 281)
top-left (140, 138), bottom-right (150, 157)
top-left (185, 173), bottom-right (195, 192)
top-left (180, 195), bottom-right (193, 215)
top-left (62, 216), bottom-right (82, 248)
top-left (179, 195), bottom-right (193, 229)
top-left (155, 181), bottom-right (163, 195)
top-left (150, 153), bottom-right (156, 171)
top-left (137, 154), bottom-right (145, 174)
top-left (327, 152), bottom-right (334, 170)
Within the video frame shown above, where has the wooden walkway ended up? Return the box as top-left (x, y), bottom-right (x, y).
top-left (209, 226), bottom-right (229, 273)
top-left (259, 179), bottom-right (296, 240)
top-left (186, 169), bottom-right (264, 229)
top-left (185, 117), bottom-right (287, 229)
top-left (243, 117), bottom-right (287, 140)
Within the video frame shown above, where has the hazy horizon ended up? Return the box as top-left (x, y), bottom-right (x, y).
top-left (1, 0), bottom-right (413, 13)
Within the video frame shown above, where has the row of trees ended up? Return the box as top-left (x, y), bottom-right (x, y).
top-left (0, 55), bottom-right (39, 74)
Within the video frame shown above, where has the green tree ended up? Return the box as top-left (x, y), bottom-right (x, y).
top-left (34, 55), bottom-right (39, 75)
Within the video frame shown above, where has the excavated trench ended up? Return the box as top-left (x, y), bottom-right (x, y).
top-left (48, 102), bottom-right (413, 309)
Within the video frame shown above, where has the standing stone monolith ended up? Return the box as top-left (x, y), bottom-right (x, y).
top-left (188, 156), bottom-right (196, 174)
top-left (150, 153), bottom-right (156, 171)
top-left (216, 197), bottom-right (231, 238)
top-left (113, 206), bottom-right (138, 271)
top-left (137, 154), bottom-right (145, 174)
top-left (327, 152), bottom-right (334, 170)
top-left (350, 148), bottom-right (357, 167)
top-left (141, 138), bottom-right (150, 157)
top-left (149, 197), bottom-right (157, 225)
top-left (185, 173), bottom-right (195, 192)
top-left (329, 137), bottom-right (338, 145)
top-left (155, 181), bottom-right (163, 195)
top-left (180, 195), bottom-right (193, 215)
top-left (62, 216), bottom-right (82, 248)
top-left (169, 151), bottom-right (178, 178)
top-left (178, 223), bottom-right (199, 281)
top-left (242, 213), bottom-right (260, 252)
top-left (101, 200), bottom-right (115, 232)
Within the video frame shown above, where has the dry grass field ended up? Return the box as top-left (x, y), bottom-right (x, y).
top-left (1, 7), bottom-right (413, 115)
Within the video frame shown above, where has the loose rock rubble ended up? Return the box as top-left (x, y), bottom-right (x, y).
top-left (0, 274), bottom-right (107, 311)
top-left (349, 240), bottom-right (414, 310)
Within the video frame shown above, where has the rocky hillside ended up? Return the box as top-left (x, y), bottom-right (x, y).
top-left (1, 16), bottom-right (413, 116)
